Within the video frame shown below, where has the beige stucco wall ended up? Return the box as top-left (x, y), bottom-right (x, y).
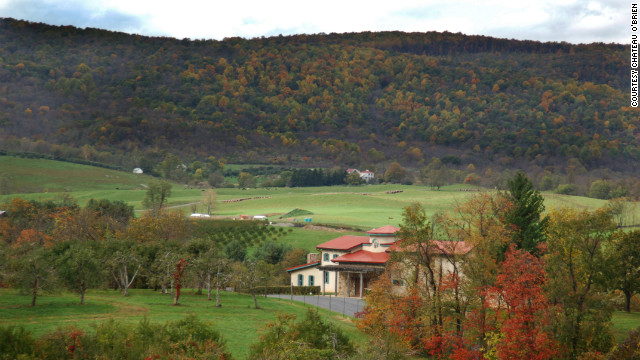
top-left (366, 235), bottom-right (397, 253)
top-left (289, 266), bottom-right (321, 287)
top-left (386, 254), bottom-right (465, 295)
top-left (320, 250), bottom-right (347, 265)
top-left (289, 266), bottom-right (337, 293)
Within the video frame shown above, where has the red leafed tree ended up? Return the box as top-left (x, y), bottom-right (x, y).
top-left (173, 258), bottom-right (188, 306)
top-left (491, 245), bottom-right (560, 360)
top-left (356, 272), bottom-right (424, 354)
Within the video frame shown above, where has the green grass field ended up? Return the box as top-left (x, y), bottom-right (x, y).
top-left (278, 227), bottom-right (362, 253)
top-left (0, 156), bottom-right (154, 193)
top-left (612, 311), bottom-right (640, 342)
top-left (0, 156), bottom-right (618, 230)
top-left (0, 289), bottom-right (365, 359)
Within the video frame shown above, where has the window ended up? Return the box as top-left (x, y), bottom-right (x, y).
top-left (323, 253), bottom-right (329, 261)
top-left (325, 272), bottom-right (330, 284)
top-left (308, 275), bottom-right (314, 286)
top-left (332, 254), bottom-right (338, 259)
top-left (297, 274), bottom-right (303, 286)
top-left (392, 279), bottom-right (404, 286)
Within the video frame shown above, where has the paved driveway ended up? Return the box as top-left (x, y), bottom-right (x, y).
top-left (267, 294), bottom-right (366, 317)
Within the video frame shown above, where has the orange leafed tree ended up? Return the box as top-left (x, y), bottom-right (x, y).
top-left (488, 245), bottom-right (560, 360)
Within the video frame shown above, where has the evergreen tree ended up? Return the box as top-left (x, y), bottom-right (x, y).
top-left (504, 171), bottom-right (548, 255)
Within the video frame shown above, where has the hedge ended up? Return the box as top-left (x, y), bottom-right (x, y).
top-left (236, 285), bottom-right (321, 295)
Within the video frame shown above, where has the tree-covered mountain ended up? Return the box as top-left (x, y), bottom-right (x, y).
top-left (0, 18), bottom-right (636, 176)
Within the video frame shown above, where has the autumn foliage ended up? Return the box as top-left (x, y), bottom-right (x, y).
top-left (359, 193), bottom-right (623, 360)
top-left (0, 18), bottom-right (637, 180)
top-left (489, 246), bottom-right (559, 360)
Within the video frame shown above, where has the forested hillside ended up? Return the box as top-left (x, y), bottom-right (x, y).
top-left (0, 18), bottom-right (636, 176)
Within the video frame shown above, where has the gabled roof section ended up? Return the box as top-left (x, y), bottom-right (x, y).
top-left (433, 240), bottom-right (473, 255)
top-left (332, 250), bottom-right (389, 264)
top-left (366, 225), bottom-right (400, 235)
top-left (285, 261), bottom-right (320, 272)
top-left (316, 235), bottom-right (370, 251)
top-left (387, 240), bottom-right (473, 256)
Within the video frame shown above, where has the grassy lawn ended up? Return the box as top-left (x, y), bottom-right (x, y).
top-left (612, 311), bottom-right (640, 342)
top-left (0, 288), bottom-right (365, 359)
top-left (278, 227), bottom-right (363, 253)
top-left (0, 155), bottom-right (153, 193)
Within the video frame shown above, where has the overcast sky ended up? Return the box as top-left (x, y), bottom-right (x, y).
top-left (0, 0), bottom-right (632, 44)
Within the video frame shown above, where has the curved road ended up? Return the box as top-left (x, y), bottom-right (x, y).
top-left (267, 294), bottom-right (366, 317)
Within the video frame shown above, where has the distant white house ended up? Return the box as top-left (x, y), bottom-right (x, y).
top-left (346, 168), bottom-right (375, 183)
top-left (133, 168), bottom-right (143, 174)
top-left (360, 170), bottom-right (375, 182)
top-left (189, 213), bottom-right (211, 218)
top-left (253, 215), bottom-right (267, 220)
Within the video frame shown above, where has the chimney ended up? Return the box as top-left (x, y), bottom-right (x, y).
top-left (307, 253), bottom-right (320, 263)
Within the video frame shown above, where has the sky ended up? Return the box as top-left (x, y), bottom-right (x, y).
top-left (0, 0), bottom-right (632, 44)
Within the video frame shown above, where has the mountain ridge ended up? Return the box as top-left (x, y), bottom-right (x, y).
top-left (0, 18), bottom-right (636, 179)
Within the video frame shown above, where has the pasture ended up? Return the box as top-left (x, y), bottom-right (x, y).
top-left (0, 154), bottom-right (614, 230)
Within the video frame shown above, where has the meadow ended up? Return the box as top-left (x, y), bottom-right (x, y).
top-left (0, 156), bottom-right (616, 231)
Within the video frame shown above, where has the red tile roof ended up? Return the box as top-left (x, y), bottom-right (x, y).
top-left (433, 240), bottom-right (473, 255)
top-left (366, 225), bottom-right (400, 235)
top-left (332, 250), bottom-right (389, 264)
top-left (316, 235), bottom-right (370, 251)
top-left (285, 261), bottom-right (320, 272)
top-left (387, 240), bottom-right (472, 256)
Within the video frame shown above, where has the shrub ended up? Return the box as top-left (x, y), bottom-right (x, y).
top-left (236, 285), bottom-right (321, 295)
top-left (248, 309), bottom-right (354, 360)
top-left (589, 180), bottom-right (611, 199)
top-left (556, 183), bottom-right (578, 195)
top-left (27, 316), bottom-right (231, 360)
top-left (0, 326), bottom-right (36, 359)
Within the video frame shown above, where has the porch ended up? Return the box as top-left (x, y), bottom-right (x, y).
top-left (317, 264), bottom-right (384, 298)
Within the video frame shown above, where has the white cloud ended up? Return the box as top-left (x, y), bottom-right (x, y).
top-left (0, 0), bottom-right (630, 43)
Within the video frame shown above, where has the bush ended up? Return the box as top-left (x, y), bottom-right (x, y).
top-left (25, 316), bottom-right (231, 360)
top-left (248, 309), bottom-right (354, 360)
top-left (0, 326), bottom-right (36, 359)
top-left (589, 180), bottom-right (611, 199)
top-left (608, 326), bottom-right (640, 359)
top-left (236, 285), bottom-right (321, 295)
top-left (556, 183), bottom-right (578, 195)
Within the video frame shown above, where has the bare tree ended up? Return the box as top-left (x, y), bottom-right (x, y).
top-left (103, 240), bottom-right (143, 296)
top-left (201, 189), bottom-right (218, 215)
top-left (232, 260), bottom-right (264, 309)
